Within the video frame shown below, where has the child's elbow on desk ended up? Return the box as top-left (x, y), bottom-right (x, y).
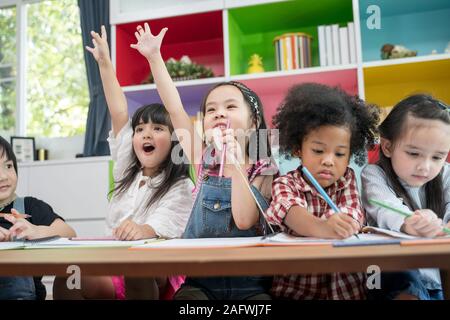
top-left (232, 214), bottom-right (259, 231)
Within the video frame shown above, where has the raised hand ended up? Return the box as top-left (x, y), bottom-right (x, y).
top-left (130, 22), bottom-right (168, 61)
top-left (85, 25), bottom-right (111, 65)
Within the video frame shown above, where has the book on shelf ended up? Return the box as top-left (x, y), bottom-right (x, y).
top-left (318, 22), bottom-right (357, 66)
top-left (347, 22), bottom-right (357, 63)
top-left (339, 27), bottom-right (350, 65)
top-left (318, 25), bottom-right (327, 66)
top-left (331, 24), bottom-right (340, 65)
top-left (325, 25), bottom-right (333, 66)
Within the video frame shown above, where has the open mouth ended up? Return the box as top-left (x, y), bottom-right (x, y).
top-left (213, 123), bottom-right (227, 130)
top-left (142, 144), bottom-right (155, 153)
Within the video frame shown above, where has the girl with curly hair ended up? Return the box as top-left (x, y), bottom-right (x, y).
top-left (265, 82), bottom-right (380, 300)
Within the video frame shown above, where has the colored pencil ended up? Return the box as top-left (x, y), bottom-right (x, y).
top-left (302, 166), bottom-right (360, 238)
top-left (369, 198), bottom-right (450, 235)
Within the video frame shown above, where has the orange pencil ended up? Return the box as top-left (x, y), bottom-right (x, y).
top-left (0, 212), bottom-right (32, 219)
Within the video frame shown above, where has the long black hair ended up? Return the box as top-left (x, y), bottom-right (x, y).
top-left (111, 103), bottom-right (190, 209)
top-left (0, 136), bottom-right (18, 174)
top-left (199, 81), bottom-right (272, 163)
top-left (377, 94), bottom-right (450, 218)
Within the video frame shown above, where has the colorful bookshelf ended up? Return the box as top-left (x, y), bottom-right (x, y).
top-left (110, 0), bottom-right (449, 169)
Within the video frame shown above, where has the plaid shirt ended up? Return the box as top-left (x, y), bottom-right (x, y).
top-left (265, 166), bottom-right (367, 300)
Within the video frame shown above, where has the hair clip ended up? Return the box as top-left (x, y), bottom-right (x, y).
top-left (229, 81), bottom-right (260, 115)
top-left (248, 95), bottom-right (260, 115)
top-left (437, 101), bottom-right (449, 112)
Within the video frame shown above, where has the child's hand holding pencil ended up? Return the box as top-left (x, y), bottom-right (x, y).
top-left (301, 166), bottom-right (362, 239)
top-left (2, 209), bottom-right (39, 240)
top-left (369, 199), bottom-right (450, 237)
top-left (401, 209), bottom-right (443, 238)
top-left (325, 213), bottom-right (361, 239)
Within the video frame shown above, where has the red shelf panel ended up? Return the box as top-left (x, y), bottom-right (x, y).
top-left (116, 11), bottom-right (224, 86)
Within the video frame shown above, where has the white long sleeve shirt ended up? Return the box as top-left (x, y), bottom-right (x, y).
top-left (361, 163), bottom-right (450, 290)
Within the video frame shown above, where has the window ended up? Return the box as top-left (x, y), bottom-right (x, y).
top-left (0, 0), bottom-right (88, 138)
top-left (0, 6), bottom-right (16, 137)
top-left (26, 0), bottom-right (88, 137)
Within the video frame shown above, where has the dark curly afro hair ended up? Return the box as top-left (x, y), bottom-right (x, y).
top-left (273, 83), bottom-right (380, 166)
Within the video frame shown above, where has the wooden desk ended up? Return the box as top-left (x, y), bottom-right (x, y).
top-left (1, 244), bottom-right (450, 299)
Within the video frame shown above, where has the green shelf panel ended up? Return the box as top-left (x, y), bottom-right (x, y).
top-left (228, 0), bottom-right (353, 75)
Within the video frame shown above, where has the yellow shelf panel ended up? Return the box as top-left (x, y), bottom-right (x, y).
top-left (363, 58), bottom-right (450, 108)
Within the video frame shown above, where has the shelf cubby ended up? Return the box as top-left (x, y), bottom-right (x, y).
top-left (227, 0), bottom-right (353, 75)
top-left (363, 57), bottom-right (450, 108)
top-left (115, 10), bottom-right (224, 87)
top-left (359, 0), bottom-right (450, 62)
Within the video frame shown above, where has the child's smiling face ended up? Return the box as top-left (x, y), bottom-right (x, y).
top-left (203, 85), bottom-right (255, 135)
top-left (297, 125), bottom-right (351, 188)
top-left (0, 152), bottom-right (17, 205)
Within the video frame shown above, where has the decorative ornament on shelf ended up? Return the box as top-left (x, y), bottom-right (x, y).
top-left (381, 44), bottom-right (417, 60)
top-left (143, 55), bottom-right (214, 84)
top-left (247, 54), bottom-right (265, 74)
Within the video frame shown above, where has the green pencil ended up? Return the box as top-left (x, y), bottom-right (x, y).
top-left (369, 198), bottom-right (450, 235)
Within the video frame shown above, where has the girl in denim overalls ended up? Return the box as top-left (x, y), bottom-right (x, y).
top-left (131, 23), bottom-right (279, 299)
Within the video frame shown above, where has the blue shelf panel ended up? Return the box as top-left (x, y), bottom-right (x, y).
top-left (359, 0), bottom-right (450, 62)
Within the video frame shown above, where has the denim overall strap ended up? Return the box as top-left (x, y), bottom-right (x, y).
top-left (0, 197), bottom-right (37, 300)
top-left (181, 156), bottom-right (272, 299)
top-left (13, 196), bottom-right (25, 213)
top-left (184, 174), bottom-right (269, 238)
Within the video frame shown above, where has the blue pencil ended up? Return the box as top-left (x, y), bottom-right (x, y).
top-left (301, 166), bottom-right (360, 238)
top-left (301, 166), bottom-right (340, 213)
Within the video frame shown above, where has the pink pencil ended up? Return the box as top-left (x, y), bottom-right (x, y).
top-left (218, 119), bottom-right (231, 178)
